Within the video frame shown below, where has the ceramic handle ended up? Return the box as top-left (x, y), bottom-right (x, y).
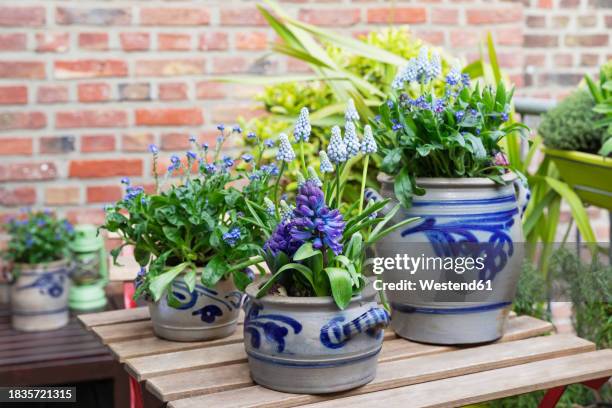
top-left (320, 307), bottom-right (390, 349)
top-left (513, 178), bottom-right (531, 216)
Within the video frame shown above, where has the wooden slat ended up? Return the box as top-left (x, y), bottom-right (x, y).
top-left (92, 320), bottom-right (155, 344)
top-left (147, 315), bottom-right (554, 401)
top-left (167, 337), bottom-right (602, 408)
top-left (301, 350), bottom-right (612, 408)
top-left (78, 306), bottom-right (150, 329)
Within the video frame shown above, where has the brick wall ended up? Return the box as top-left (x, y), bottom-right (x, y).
top-left (0, 0), bottom-right (609, 239)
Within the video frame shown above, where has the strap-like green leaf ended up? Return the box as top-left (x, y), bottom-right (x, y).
top-left (149, 262), bottom-right (189, 302)
top-left (324, 267), bottom-right (353, 309)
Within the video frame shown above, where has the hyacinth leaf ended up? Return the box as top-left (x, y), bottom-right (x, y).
top-left (487, 33), bottom-right (502, 84)
top-left (324, 267), bottom-right (353, 309)
top-left (257, 3), bottom-right (300, 49)
top-left (345, 199), bottom-right (389, 231)
top-left (184, 268), bottom-right (197, 293)
top-left (584, 74), bottom-right (603, 103)
top-left (544, 177), bottom-right (596, 243)
top-left (367, 216), bottom-right (420, 246)
top-left (201, 255), bottom-right (228, 288)
top-left (256, 263), bottom-right (314, 298)
top-left (293, 242), bottom-right (321, 261)
top-left (334, 255), bottom-right (360, 286)
top-left (523, 189), bottom-right (557, 238)
top-left (149, 262), bottom-right (189, 302)
top-left (212, 74), bottom-right (334, 86)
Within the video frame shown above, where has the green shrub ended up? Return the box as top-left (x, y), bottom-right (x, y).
top-left (538, 90), bottom-right (606, 154)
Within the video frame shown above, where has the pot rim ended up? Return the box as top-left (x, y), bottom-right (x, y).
top-left (377, 172), bottom-right (517, 187)
top-left (245, 277), bottom-right (376, 307)
top-left (12, 258), bottom-right (69, 270)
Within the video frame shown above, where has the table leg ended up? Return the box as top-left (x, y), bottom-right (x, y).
top-left (538, 376), bottom-right (610, 408)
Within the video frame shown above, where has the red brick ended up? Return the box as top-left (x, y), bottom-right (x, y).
top-left (158, 34), bottom-right (192, 51)
top-left (526, 15), bottom-right (546, 28)
top-left (199, 32), bottom-right (229, 51)
top-left (87, 185), bottom-right (122, 203)
top-left (0, 187), bottom-right (36, 206)
top-left (212, 103), bottom-right (264, 123)
top-left (526, 54), bottom-right (546, 67)
top-left (0, 62), bottom-right (45, 79)
top-left (160, 132), bottom-right (192, 150)
top-left (300, 8), bottom-right (360, 26)
top-left (81, 134), bottom-right (115, 152)
top-left (135, 108), bottom-right (203, 126)
top-left (56, 7), bottom-right (131, 26)
top-left (120, 32), bottom-right (150, 51)
top-left (79, 32), bottom-right (109, 50)
top-left (235, 32), bottom-right (268, 51)
top-left (580, 54), bottom-right (599, 67)
top-left (78, 83), bottom-right (111, 102)
top-left (0, 6), bottom-right (45, 27)
top-left (135, 59), bottom-right (205, 77)
top-left (118, 83), bottom-right (150, 101)
top-left (37, 85), bottom-right (69, 104)
top-left (36, 32), bottom-right (69, 53)
top-left (0, 34), bottom-right (27, 51)
top-left (0, 162), bottom-right (57, 182)
top-left (524, 35), bottom-right (558, 48)
top-left (538, 0), bottom-right (553, 8)
top-left (40, 136), bottom-right (76, 154)
top-left (159, 83), bottom-right (188, 101)
top-left (450, 29), bottom-right (481, 48)
top-left (413, 29), bottom-right (445, 46)
top-left (496, 27), bottom-right (523, 46)
top-left (196, 81), bottom-right (226, 100)
top-left (67, 209), bottom-right (106, 226)
top-left (140, 8), bottom-right (209, 26)
top-left (466, 7), bottom-right (522, 24)
top-left (211, 56), bottom-right (249, 74)
top-left (122, 133), bottom-right (154, 152)
top-left (45, 186), bottom-right (80, 205)
top-left (431, 8), bottom-right (458, 25)
top-left (0, 112), bottom-right (46, 130)
top-left (565, 34), bottom-right (609, 47)
top-left (0, 86), bottom-right (27, 105)
top-left (56, 110), bottom-right (127, 129)
top-left (577, 15), bottom-right (597, 28)
top-left (560, 0), bottom-right (579, 7)
top-left (553, 54), bottom-right (573, 67)
top-left (54, 60), bottom-right (128, 79)
top-left (69, 159), bottom-right (142, 178)
top-left (0, 137), bottom-right (32, 155)
top-left (220, 8), bottom-right (267, 26)
top-left (287, 59), bottom-right (311, 73)
top-left (552, 16), bottom-right (570, 28)
top-left (366, 7), bottom-right (426, 24)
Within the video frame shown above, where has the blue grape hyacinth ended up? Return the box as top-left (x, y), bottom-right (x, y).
top-left (345, 98), bottom-right (360, 123)
top-left (344, 121), bottom-right (360, 158)
top-left (276, 133), bottom-right (296, 163)
top-left (361, 125), bottom-right (377, 154)
top-left (319, 151), bottom-right (333, 173)
top-left (294, 107), bottom-right (311, 142)
top-left (327, 126), bottom-right (347, 164)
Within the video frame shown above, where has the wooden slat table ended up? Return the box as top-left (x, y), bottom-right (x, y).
top-left (79, 307), bottom-right (612, 408)
top-left (0, 305), bottom-right (129, 408)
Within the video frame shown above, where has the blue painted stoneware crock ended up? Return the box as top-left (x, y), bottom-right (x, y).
top-left (148, 276), bottom-right (243, 342)
top-left (243, 280), bottom-right (389, 393)
top-left (10, 259), bottom-right (71, 332)
top-left (368, 173), bottom-right (529, 345)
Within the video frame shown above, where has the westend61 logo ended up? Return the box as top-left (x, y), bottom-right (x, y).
top-left (369, 254), bottom-right (494, 292)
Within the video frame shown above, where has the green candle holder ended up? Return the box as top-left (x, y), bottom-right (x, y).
top-left (68, 224), bottom-right (108, 312)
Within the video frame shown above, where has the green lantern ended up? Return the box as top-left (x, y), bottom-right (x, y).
top-left (68, 224), bottom-right (108, 311)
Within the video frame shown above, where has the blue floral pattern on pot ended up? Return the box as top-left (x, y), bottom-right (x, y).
top-left (244, 301), bottom-right (302, 353)
top-left (16, 271), bottom-right (67, 298)
top-left (171, 280), bottom-right (243, 324)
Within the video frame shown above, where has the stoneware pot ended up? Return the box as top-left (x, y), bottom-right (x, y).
top-left (367, 173), bottom-right (528, 345)
top-left (148, 276), bottom-right (243, 342)
top-left (0, 259), bottom-right (10, 305)
top-left (10, 259), bottom-right (71, 332)
top-left (243, 280), bottom-right (389, 394)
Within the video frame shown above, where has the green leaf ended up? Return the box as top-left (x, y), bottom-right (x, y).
top-left (394, 167), bottom-right (413, 209)
top-left (256, 262), bottom-right (314, 298)
top-left (133, 245), bottom-right (151, 266)
top-left (293, 242), bottom-right (321, 261)
top-left (324, 267), bottom-right (353, 309)
top-left (184, 267), bottom-right (196, 293)
top-left (380, 148), bottom-right (402, 174)
top-left (149, 262), bottom-right (189, 302)
top-left (201, 255), bottom-right (228, 288)
top-left (544, 177), bottom-right (596, 243)
top-left (598, 137), bottom-right (612, 156)
top-left (232, 269), bottom-right (252, 292)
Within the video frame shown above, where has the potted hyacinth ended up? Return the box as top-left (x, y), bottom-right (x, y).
top-left (368, 47), bottom-right (530, 345)
top-left (100, 127), bottom-right (277, 342)
top-left (242, 102), bottom-right (416, 394)
top-left (4, 211), bottom-right (75, 332)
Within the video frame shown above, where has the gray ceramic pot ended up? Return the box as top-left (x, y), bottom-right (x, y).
top-left (368, 173), bottom-right (529, 345)
top-left (148, 276), bottom-right (243, 342)
top-left (10, 259), bottom-right (71, 332)
top-left (244, 280), bottom-right (389, 394)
